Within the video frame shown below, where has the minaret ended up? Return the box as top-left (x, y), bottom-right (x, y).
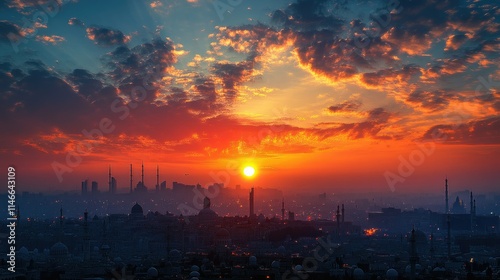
top-left (470, 192), bottom-right (473, 214)
top-left (472, 197), bottom-right (476, 233)
top-left (156, 165), bottom-right (160, 192)
top-left (470, 192), bottom-right (473, 233)
top-left (409, 228), bottom-right (418, 280)
top-left (341, 204), bottom-right (345, 224)
top-left (108, 165), bottom-right (112, 193)
top-left (60, 206), bottom-right (63, 227)
top-left (83, 209), bottom-right (90, 261)
top-left (130, 164), bottom-right (133, 193)
top-left (447, 214), bottom-right (451, 259)
top-left (445, 177), bottom-right (449, 214)
top-left (141, 161), bottom-right (145, 188)
top-left (336, 205), bottom-right (340, 233)
top-left (249, 188), bottom-right (255, 217)
top-left (281, 198), bottom-right (285, 221)
top-left (59, 206), bottom-right (64, 241)
top-left (430, 232), bottom-right (435, 259)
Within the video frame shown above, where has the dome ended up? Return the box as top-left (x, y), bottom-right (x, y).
top-left (353, 268), bottom-right (364, 279)
top-left (271, 260), bottom-right (280, 269)
top-left (386, 268), bottom-right (398, 280)
top-left (19, 247), bottom-right (29, 255)
top-left (50, 242), bottom-right (68, 257)
top-left (189, 271), bottom-right (200, 278)
top-left (277, 245), bottom-right (286, 255)
top-left (249, 256), bottom-right (257, 266)
top-left (198, 208), bottom-right (218, 220)
top-left (295, 265), bottom-right (303, 271)
top-left (168, 249), bottom-right (181, 261)
top-left (215, 228), bottom-right (230, 239)
top-left (147, 267), bottom-right (158, 278)
top-left (191, 265), bottom-right (200, 272)
top-left (131, 203), bottom-right (143, 215)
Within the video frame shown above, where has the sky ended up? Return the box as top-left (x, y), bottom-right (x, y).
top-left (0, 0), bottom-right (499, 194)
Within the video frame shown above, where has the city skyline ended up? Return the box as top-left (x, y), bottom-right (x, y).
top-left (1, 0), bottom-right (499, 193)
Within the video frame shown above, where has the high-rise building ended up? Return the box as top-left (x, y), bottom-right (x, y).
top-left (160, 181), bottom-right (167, 191)
top-left (81, 179), bottom-right (88, 195)
top-left (91, 181), bottom-right (98, 194)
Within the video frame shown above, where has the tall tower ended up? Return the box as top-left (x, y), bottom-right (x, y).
top-left (130, 164), bottom-right (133, 193)
top-left (111, 177), bottom-right (117, 194)
top-left (108, 165), bottom-right (112, 193)
top-left (447, 214), bottom-right (451, 259)
top-left (83, 209), bottom-right (90, 261)
top-left (141, 161), bottom-right (145, 187)
top-left (281, 198), bottom-right (285, 221)
top-left (336, 205), bottom-right (340, 233)
top-left (341, 204), bottom-right (345, 224)
top-left (409, 228), bottom-right (418, 280)
top-left (249, 188), bottom-right (255, 217)
top-left (156, 165), bottom-right (160, 192)
top-left (470, 192), bottom-right (473, 214)
top-left (445, 177), bottom-right (449, 214)
top-left (59, 206), bottom-right (64, 241)
top-left (430, 232), bottom-right (435, 259)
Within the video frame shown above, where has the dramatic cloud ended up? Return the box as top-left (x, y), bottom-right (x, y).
top-left (327, 100), bottom-right (362, 113)
top-left (86, 26), bottom-right (130, 46)
top-left (406, 90), bottom-right (457, 111)
top-left (35, 35), bottom-right (65, 44)
top-left (0, 21), bottom-right (23, 43)
top-left (423, 116), bottom-right (500, 145)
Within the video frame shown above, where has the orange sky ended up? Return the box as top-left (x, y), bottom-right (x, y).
top-left (1, 0), bottom-right (499, 193)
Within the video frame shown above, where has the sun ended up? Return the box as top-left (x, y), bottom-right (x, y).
top-left (243, 166), bottom-right (255, 177)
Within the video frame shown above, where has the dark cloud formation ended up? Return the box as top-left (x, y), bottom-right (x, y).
top-left (314, 107), bottom-right (393, 140)
top-left (328, 100), bottom-right (361, 113)
top-left (0, 21), bottom-right (22, 43)
top-left (360, 65), bottom-right (421, 87)
top-left (272, 0), bottom-right (344, 32)
top-left (86, 26), bottom-right (130, 46)
top-left (423, 116), bottom-right (500, 145)
top-left (212, 61), bottom-right (253, 100)
top-left (406, 90), bottom-right (456, 111)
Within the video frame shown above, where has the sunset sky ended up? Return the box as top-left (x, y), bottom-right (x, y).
top-left (1, 0), bottom-right (499, 193)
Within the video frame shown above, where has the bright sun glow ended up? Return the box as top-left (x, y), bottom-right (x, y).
top-left (243, 166), bottom-right (255, 177)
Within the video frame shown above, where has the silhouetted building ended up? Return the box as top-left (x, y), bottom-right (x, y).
top-left (452, 196), bottom-right (466, 214)
top-left (110, 177), bottom-right (117, 194)
top-left (81, 179), bottom-right (88, 195)
top-left (91, 181), bottom-right (98, 194)
top-left (249, 188), bottom-right (255, 217)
